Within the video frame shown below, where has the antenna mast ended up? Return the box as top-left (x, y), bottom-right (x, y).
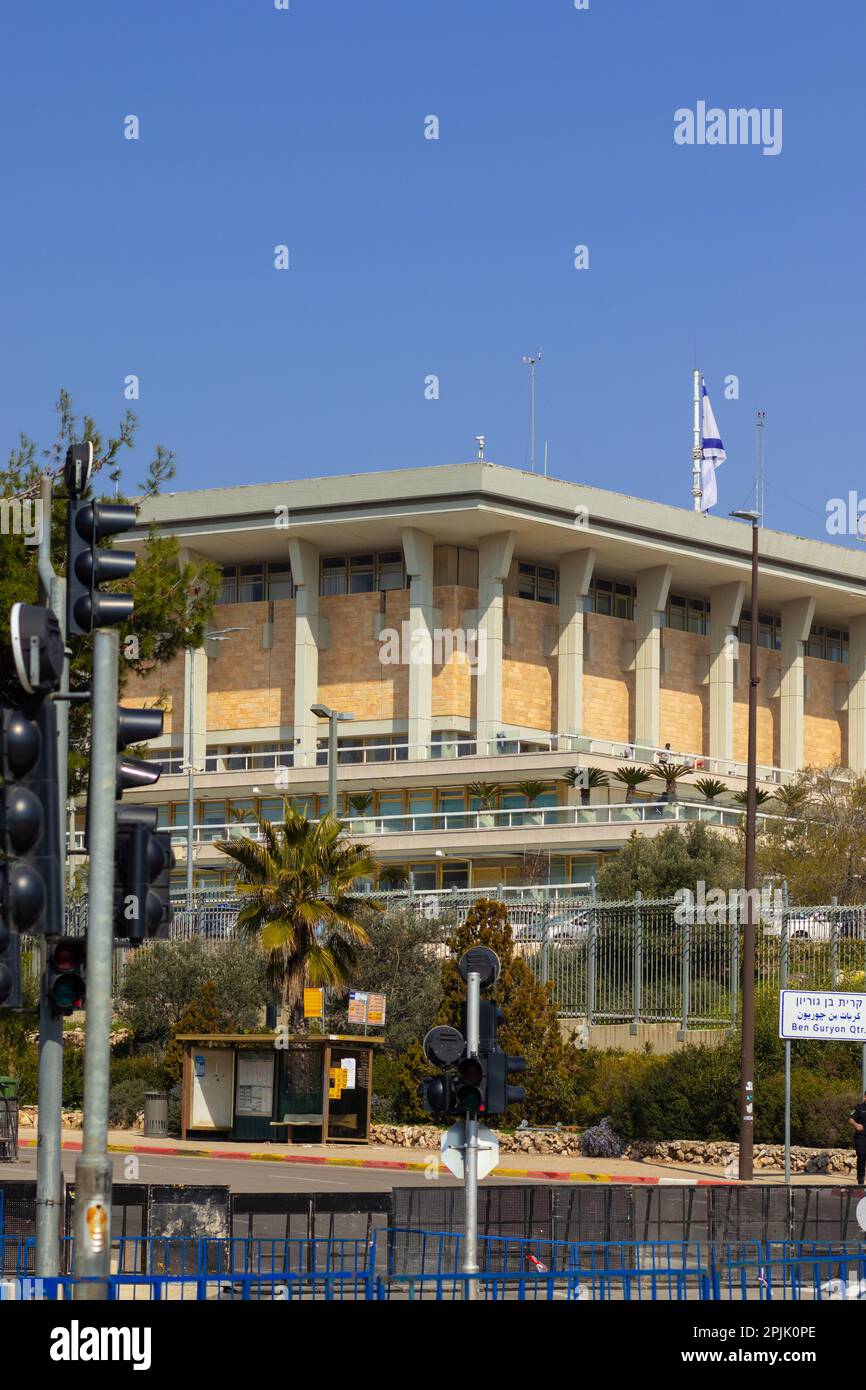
top-left (755, 410), bottom-right (766, 526)
top-left (522, 351), bottom-right (542, 472)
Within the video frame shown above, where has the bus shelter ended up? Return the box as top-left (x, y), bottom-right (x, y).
top-left (178, 1034), bottom-right (382, 1145)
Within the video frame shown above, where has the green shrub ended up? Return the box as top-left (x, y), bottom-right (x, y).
top-left (107, 1055), bottom-right (169, 1129)
top-left (610, 1045), bottom-right (739, 1141)
top-left (756, 1070), bottom-right (856, 1148)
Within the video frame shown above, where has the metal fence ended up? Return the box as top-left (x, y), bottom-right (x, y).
top-left (56, 889), bottom-right (866, 1028)
top-left (2, 1236), bottom-right (865, 1302)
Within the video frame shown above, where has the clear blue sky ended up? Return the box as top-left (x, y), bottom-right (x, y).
top-left (2, 0), bottom-right (863, 544)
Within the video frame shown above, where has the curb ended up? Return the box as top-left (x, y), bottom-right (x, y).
top-left (15, 1135), bottom-right (738, 1184)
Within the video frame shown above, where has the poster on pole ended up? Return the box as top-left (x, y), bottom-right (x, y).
top-left (347, 991), bottom-right (368, 1025)
top-left (779, 989), bottom-right (866, 1042)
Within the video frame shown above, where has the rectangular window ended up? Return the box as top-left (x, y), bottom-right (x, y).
top-left (516, 561), bottom-right (558, 604)
top-left (238, 564), bottom-right (264, 603)
top-left (408, 862), bottom-right (437, 891)
top-left (349, 554), bottom-right (375, 593)
top-left (807, 622), bottom-right (849, 663)
top-left (321, 557), bottom-right (347, 595)
top-left (267, 562), bottom-right (293, 600)
top-left (217, 566), bottom-right (237, 605)
top-left (378, 551), bottom-right (405, 590)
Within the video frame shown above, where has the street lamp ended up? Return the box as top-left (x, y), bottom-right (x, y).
top-left (730, 508), bottom-right (760, 1181)
top-left (310, 703), bottom-right (354, 818)
top-left (185, 626), bottom-right (248, 910)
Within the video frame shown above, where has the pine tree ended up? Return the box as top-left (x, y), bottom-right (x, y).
top-left (396, 898), bottom-right (579, 1125)
top-left (163, 979), bottom-right (225, 1084)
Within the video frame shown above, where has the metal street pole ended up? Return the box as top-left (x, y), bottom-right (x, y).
top-left (736, 514), bottom-right (760, 1181)
top-left (35, 473), bottom-right (66, 1278)
top-left (328, 710), bottom-right (338, 818)
top-left (463, 968), bottom-right (480, 1301)
top-left (72, 629), bottom-right (120, 1298)
top-left (186, 646), bottom-right (195, 910)
top-left (781, 905), bottom-right (791, 1185)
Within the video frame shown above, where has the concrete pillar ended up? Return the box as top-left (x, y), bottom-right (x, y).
top-left (182, 646), bottom-right (208, 772)
top-left (402, 527), bottom-right (434, 759)
top-left (634, 565), bottom-right (672, 749)
top-left (289, 538), bottom-right (320, 766)
top-left (849, 615), bottom-right (866, 774)
top-left (708, 581), bottom-right (746, 763)
top-left (476, 531), bottom-right (516, 754)
top-left (557, 549), bottom-right (597, 740)
top-left (779, 596), bottom-right (816, 771)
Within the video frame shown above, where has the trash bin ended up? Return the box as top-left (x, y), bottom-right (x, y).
top-left (143, 1091), bottom-right (169, 1138)
top-left (0, 1077), bottom-right (19, 1162)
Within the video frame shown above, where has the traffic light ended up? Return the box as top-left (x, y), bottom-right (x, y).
top-left (65, 489), bottom-right (137, 637)
top-left (421, 1073), bottom-right (453, 1115)
top-left (44, 937), bottom-right (86, 1017)
top-left (0, 700), bottom-right (62, 937)
top-left (114, 806), bottom-right (174, 943)
top-left (485, 1051), bottom-right (527, 1115)
top-left (0, 920), bottom-right (21, 1009)
top-left (454, 1054), bottom-right (486, 1116)
top-left (84, 706), bottom-right (165, 853)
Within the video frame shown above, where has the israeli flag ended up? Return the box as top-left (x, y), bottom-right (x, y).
top-left (699, 378), bottom-right (726, 512)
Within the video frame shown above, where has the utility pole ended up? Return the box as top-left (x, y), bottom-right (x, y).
top-left (35, 472), bottom-right (66, 1279)
top-left (523, 352), bottom-right (542, 473)
top-left (72, 630), bottom-right (120, 1298)
top-left (730, 509), bottom-right (760, 1181)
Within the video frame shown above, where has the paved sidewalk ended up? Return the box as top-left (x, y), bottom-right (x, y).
top-left (15, 1128), bottom-right (860, 1186)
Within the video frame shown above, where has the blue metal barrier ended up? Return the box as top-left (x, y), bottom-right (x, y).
top-left (3, 1235), bottom-right (865, 1301)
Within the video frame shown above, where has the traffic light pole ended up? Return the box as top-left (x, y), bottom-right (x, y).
top-left (72, 629), bottom-right (120, 1298)
top-left (35, 473), bottom-right (66, 1280)
top-left (463, 968), bottom-right (480, 1302)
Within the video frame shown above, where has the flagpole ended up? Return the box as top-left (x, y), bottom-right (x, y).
top-left (691, 368), bottom-right (702, 511)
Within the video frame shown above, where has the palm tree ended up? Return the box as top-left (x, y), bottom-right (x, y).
top-left (774, 781), bottom-right (809, 814)
top-left (516, 779), bottom-right (548, 823)
top-left (378, 864), bottom-right (409, 891)
top-left (656, 763), bottom-right (691, 803)
top-left (467, 782), bottom-right (500, 826)
top-left (214, 807), bottom-right (377, 1027)
top-left (611, 765), bottom-right (653, 802)
top-left (564, 766), bottom-right (609, 806)
top-left (732, 788), bottom-right (773, 807)
top-left (695, 777), bottom-right (729, 802)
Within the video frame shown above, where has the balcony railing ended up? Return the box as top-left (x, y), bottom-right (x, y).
top-left (147, 733), bottom-right (806, 784)
top-left (71, 800), bottom-right (775, 854)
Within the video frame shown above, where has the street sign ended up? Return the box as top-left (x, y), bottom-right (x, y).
top-left (440, 1121), bottom-right (499, 1181)
top-left (303, 988), bottom-right (323, 1019)
top-left (779, 989), bottom-right (866, 1042)
top-left (348, 989), bottom-right (386, 1026)
top-left (367, 993), bottom-right (386, 1026)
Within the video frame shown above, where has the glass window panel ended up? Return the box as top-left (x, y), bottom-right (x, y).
top-left (442, 865), bottom-right (468, 889)
top-left (321, 558), bottom-right (347, 595)
top-left (439, 794), bottom-right (465, 813)
top-left (267, 563), bottom-right (293, 599)
top-left (349, 555), bottom-right (375, 593)
top-left (238, 565), bottom-right (264, 602)
top-left (410, 864), bottom-right (437, 890)
top-left (172, 805), bottom-right (189, 828)
top-left (259, 799), bottom-right (284, 823)
top-left (377, 793), bottom-right (404, 816)
top-left (408, 792), bottom-right (435, 814)
top-left (217, 567), bottom-right (237, 605)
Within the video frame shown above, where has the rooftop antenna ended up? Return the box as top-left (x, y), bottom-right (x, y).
top-left (522, 351), bottom-right (542, 472)
top-left (475, 434), bottom-right (485, 461)
top-left (543, 440), bottom-right (549, 478)
top-left (755, 410), bottom-right (766, 526)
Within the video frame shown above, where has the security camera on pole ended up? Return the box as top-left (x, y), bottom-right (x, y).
top-left (422, 945), bottom-right (526, 1301)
